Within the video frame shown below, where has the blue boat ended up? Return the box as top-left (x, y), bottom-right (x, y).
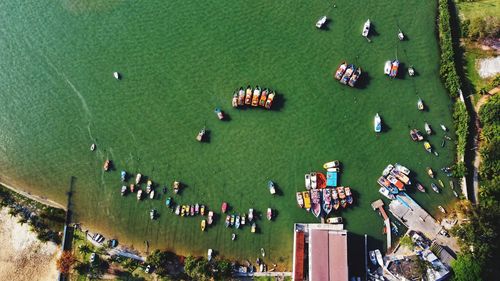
top-left (165, 197), bottom-right (172, 207)
top-left (120, 171), bottom-right (126, 182)
top-left (326, 171), bottom-right (338, 187)
top-left (374, 113), bottom-right (382, 133)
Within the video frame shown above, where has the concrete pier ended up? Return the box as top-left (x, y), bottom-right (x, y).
top-left (371, 199), bottom-right (392, 250)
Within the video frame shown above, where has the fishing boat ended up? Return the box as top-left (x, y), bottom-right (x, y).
top-left (398, 29), bottom-right (404, 40)
top-left (425, 122), bottom-right (432, 134)
top-left (408, 66), bottom-right (415, 76)
top-left (238, 87), bottom-right (246, 106)
top-left (362, 19), bottom-right (370, 37)
top-left (90, 143), bottom-right (96, 151)
top-left (379, 187), bottom-right (395, 200)
top-left (225, 215), bottom-right (231, 227)
top-left (416, 183), bottom-right (426, 193)
top-left (173, 180), bottom-right (180, 194)
top-left (130, 184), bottom-right (135, 193)
top-left (296, 192), bottom-right (304, 208)
top-left (232, 92), bottom-right (238, 108)
top-left (316, 16), bottom-right (327, 29)
top-left (267, 208), bottom-right (273, 220)
top-left (103, 160), bottom-right (110, 171)
top-left (135, 173), bottom-right (142, 184)
top-left (387, 175), bottom-right (404, 190)
top-left (149, 190), bottom-right (155, 199)
top-left (341, 64), bottom-right (355, 84)
top-left (331, 188), bottom-right (340, 210)
top-left (431, 183), bottom-right (440, 193)
top-left (374, 113), bottom-right (382, 133)
top-left (369, 251), bottom-right (377, 265)
top-left (440, 124), bottom-right (447, 131)
top-left (323, 160), bottom-right (340, 169)
top-left (150, 209), bottom-right (156, 220)
top-left (113, 72), bottom-right (120, 80)
top-left (424, 141), bottom-right (432, 153)
top-left (348, 67), bottom-right (362, 87)
top-left (195, 203), bottom-right (200, 214)
top-left (251, 86), bottom-right (261, 107)
top-left (322, 189), bottom-right (332, 214)
top-left (382, 164), bottom-right (394, 176)
top-left (427, 167), bottom-right (435, 178)
top-left (190, 205), bottom-right (195, 216)
top-left (302, 191), bottom-right (311, 211)
top-left (391, 169), bottom-right (411, 185)
top-left (165, 197), bottom-right (172, 207)
top-left (245, 86), bottom-right (253, 105)
top-left (175, 205), bottom-right (181, 215)
top-left (230, 214), bottom-right (235, 226)
top-left (264, 91), bottom-right (275, 109)
top-left (214, 108), bottom-right (224, 120)
top-left (417, 98), bottom-right (424, 111)
top-left (335, 62), bottom-right (347, 80)
top-left (259, 88), bottom-right (268, 107)
top-left (241, 214), bottom-right (246, 225)
top-left (384, 60), bottom-right (392, 75)
top-left (207, 249), bottom-right (213, 262)
top-left (438, 180), bottom-right (445, 188)
top-left (201, 220), bottom-right (206, 231)
top-left (137, 189), bottom-right (143, 200)
top-left (377, 176), bottom-right (391, 188)
top-left (251, 223), bottom-right (256, 233)
top-left (207, 211), bottom-right (214, 225)
top-left (231, 233), bottom-right (236, 241)
top-left (196, 127), bottom-right (206, 142)
top-left (268, 181), bottom-right (276, 195)
top-left (235, 215), bottom-right (241, 228)
top-left (310, 189), bottom-right (321, 217)
top-left (410, 129), bottom-right (424, 141)
top-left (389, 60), bottom-right (399, 78)
top-left (345, 187), bottom-right (353, 204)
top-left (438, 205), bottom-right (446, 214)
top-left (121, 186), bottom-right (127, 196)
top-left (305, 173), bottom-right (311, 190)
top-left (200, 205), bottom-right (205, 216)
top-left (311, 172), bottom-right (318, 189)
top-left (221, 202), bottom-right (228, 213)
top-left (395, 163), bottom-right (411, 175)
top-left (248, 208), bottom-right (254, 221)
top-left (316, 172), bottom-right (327, 189)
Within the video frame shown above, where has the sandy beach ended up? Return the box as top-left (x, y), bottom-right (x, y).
top-left (0, 208), bottom-right (60, 281)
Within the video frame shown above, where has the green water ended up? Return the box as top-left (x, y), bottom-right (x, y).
top-left (0, 0), bottom-right (456, 270)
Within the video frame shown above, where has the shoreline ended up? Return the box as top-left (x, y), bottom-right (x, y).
top-left (0, 181), bottom-right (66, 210)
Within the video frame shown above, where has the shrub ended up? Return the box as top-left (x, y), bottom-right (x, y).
top-left (453, 102), bottom-right (470, 158)
top-left (438, 0), bottom-right (461, 98)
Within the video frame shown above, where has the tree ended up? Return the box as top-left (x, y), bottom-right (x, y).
top-left (56, 251), bottom-right (76, 274)
top-left (79, 244), bottom-right (92, 257)
top-left (184, 255), bottom-right (210, 281)
top-left (452, 254), bottom-right (483, 281)
top-left (399, 235), bottom-right (414, 250)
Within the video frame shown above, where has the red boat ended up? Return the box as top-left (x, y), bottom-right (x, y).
top-left (221, 202), bottom-right (228, 213)
top-left (316, 172), bottom-right (327, 189)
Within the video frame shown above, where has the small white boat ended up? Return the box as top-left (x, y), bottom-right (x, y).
top-left (425, 122), bottom-right (432, 135)
top-left (137, 189), bottom-right (143, 200)
top-left (382, 164), bottom-right (394, 176)
top-left (90, 143), bottom-right (96, 151)
top-left (248, 208), bottom-right (254, 222)
top-left (310, 172), bottom-right (317, 189)
top-left (231, 233), bottom-right (236, 241)
top-left (113, 72), bottom-right (120, 80)
top-left (261, 248), bottom-right (266, 257)
top-left (149, 190), bottom-right (155, 199)
top-left (323, 160), bottom-right (340, 169)
top-left (326, 217), bottom-right (343, 224)
top-left (417, 98), bottom-right (424, 111)
top-left (438, 205), bottom-right (446, 214)
top-left (408, 66), bottom-right (415, 76)
top-left (316, 16), bottom-right (327, 29)
top-left (374, 113), bottom-right (382, 133)
top-left (394, 163), bottom-right (410, 175)
top-left (374, 249), bottom-right (384, 267)
top-left (135, 173), bottom-right (142, 185)
top-left (305, 173), bottom-right (311, 190)
top-left (362, 19), bottom-right (371, 37)
top-left (440, 124), bottom-right (448, 131)
top-left (121, 185), bottom-right (127, 196)
top-left (207, 249), bottom-right (213, 261)
top-left (398, 30), bottom-right (404, 40)
top-left (384, 61), bottom-right (391, 75)
top-left (379, 187), bottom-right (395, 200)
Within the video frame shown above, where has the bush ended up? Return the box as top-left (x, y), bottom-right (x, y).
top-left (452, 254), bottom-right (483, 281)
top-left (453, 102), bottom-right (470, 158)
top-left (467, 16), bottom-right (500, 41)
top-left (453, 161), bottom-right (468, 177)
top-left (438, 0), bottom-right (461, 98)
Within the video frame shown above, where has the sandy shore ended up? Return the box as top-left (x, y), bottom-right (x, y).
top-left (0, 208), bottom-right (60, 281)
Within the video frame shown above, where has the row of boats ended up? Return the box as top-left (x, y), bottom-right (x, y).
top-left (231, 86), bottom-right (275, 109)
top-left (334, 62), bottom-right (362, 87)
top-left (296, 186), bottom-right (354, 217)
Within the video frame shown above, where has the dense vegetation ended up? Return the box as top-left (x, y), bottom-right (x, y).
top-left (438, 0), bottom-right (461, 98)
top-left (453, 102), bottom-right (470, 160)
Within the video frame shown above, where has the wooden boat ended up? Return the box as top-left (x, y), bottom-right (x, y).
top-left (362, 19), bottom-right (370, 37)
top-left (235, 215), bottom-right (241, 228)
top-left (245, 86), bottom-right (253, 105)
top-left (267, 208), bottom-right (273, 220)
top-left (431, 183), bottom-right (440, 193)
top-left (264, 91), bottom-right (275, 109)
top-left (137, 189), bottom-right (143, 200)
top-left (391, 169), bottom-right (411, 185)
top-left (438, 205), bottom-right (446, 214)
top-left (251, 223), bottom-right (256, 233)
top-left (149, 190), bottom-right (155, 199)
top-left (225, 215), bottom-right (231, 227)
top-left (374, 113), bottom-right (382, 133)
top-left (379, 187), bottom-right (395, 200)
top-left (201, 220), bottom-right (206, 231)
top-left (232, 92), bottom-right (238, 108)
top-left (345, 187), bottom-right (353, 204)
top-left (387, 175), bottom-right (404, 190)
top-left (389, 60), bottom-right (399, 78)
top-left (238, 87), bottom-right (245, 106)
top-left (427, 167), bottom-right (435, 178)
top-left (416, 183), bottom-right (426, 193)
top-left (322, 189), bottom-right (332, 215)
top-left (377, 176), bottom-right (391, 188)
top-left (410, 129), bottom-right (424, 141)
top-left (418, 98), bottom-right (424, 111)
top-left (424, 141), bottom-right (432, 153)
top-left (296, 192), bottom-right (304, 208)
top-left (316, 16), bottom-right (327, 28)
top-left (173, 180), bottom-right (180, 194)
top-left (200, 205), bottom-right (205, 216)
top-left (440, 124), bottom-right (448, 131)
top-left (195, 203), bottom-right (200, 214)
top-left (310, 172), bottom-right (318, 189)
top-left (268, 181), bottom-right (276, 195)
top-left (408, 65), bottom-right (415, 76)
top-left (348, 67), bottom-right (361, 87)
top-left (221, 202), bottom-right (228, 213)
top-left (438, 180), bottom-right (445, 188)
top-left (323, 160), bottom-right (340, 169)
top-left (335, 62), bottom-right (347, 80)
top-left (129, 184), bottom-right (135, 193)
top-left (135, 173), bottom-right (142, 185)
top-left (165, 197), bottom-right (172, 207)
top-left (316, 172), bottom-right (327, 189)
top-left (175, 205), bottom-right (181, 215)
top-left (331, 188), bottom-right (340, 210)
top-left (207, 211), bottom-right (214, 225)
top-left (302, 191), bottom-right (311, 211)
top-left (305, 173), bottom-right (311, 190)
top-left (196, 127), bottom-right (206, 142)
top-left (425, 122), bottom-right (432, 135)
top-left (248, 208), bottom-right (254, 221)
top-left (121, 185), bottom-right (127, 196)
top-left (310, 189), bottom-right (321, 217)
top-left (103, 160), bottom-right (110, 171)
top-left (327, 217), bottom-right (343, 224)
top-left (214, 108), bottom-right (224, 120)
top-left (384, 60), bottom-right (391, 75)
top-left (251, 86), bottom-right (261, 107)
top-left (341, 64), bottom-right (355, 84)
top-left (90, 143), bottom-right (96, 151)
top-left (395, 163), bottom-right (411, 175)
top-left (259, 88), bottom-right (268, 107)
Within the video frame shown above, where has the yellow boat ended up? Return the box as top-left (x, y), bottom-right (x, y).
top-left (302, 191), bottom-right (311, 211)
top-left (201, 220), bottom-right (206, 231)
top-left (438, 179), bottom-right (445, 188)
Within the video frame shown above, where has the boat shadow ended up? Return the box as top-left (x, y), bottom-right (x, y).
top-left (273, 182), bottom-right (284, 196)
top-left (355, 71), bottom-right (371, 89)
top-left (318, 19), bottom-right (332, 31)
top-left (269, 94), bottom-right (286, 112)
top-left (369, 22), bottom-right (380, 37)
top-left (200, 130), bottom-right (211, 143)
top-left (397, 62), bottom-right (407, 79)
top-left (221, 112), bottom-right (232, 122)
top-left (380, 120), bottom-right (391, 133)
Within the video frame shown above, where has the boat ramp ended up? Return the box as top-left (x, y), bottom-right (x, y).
top-left (371, 199), bottom-right (391, 251)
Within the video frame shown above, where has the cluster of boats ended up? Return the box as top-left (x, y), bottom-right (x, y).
top-left (117, 172), bottom-right (184, 201)
top-left (334, 61), bottom-right (362, 87)
top-left (383, 60), bottom-right (399, 78)
top-left (409, 123), bottom-right (449, 156)
top-left (222, 205), bottom-right (259, 234)
top-left (231, 86), bottom-right (275, 109)
top-left (377, 163), bottom-right (418, 199)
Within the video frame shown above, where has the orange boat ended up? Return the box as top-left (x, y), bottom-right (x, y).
top-left (316, 172), bottom-right (327, 189)
top-left (103, 160), bottom-right (110, 171)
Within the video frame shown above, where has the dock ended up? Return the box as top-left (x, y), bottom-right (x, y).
top-left (371, 199), bottom-right (392, 251)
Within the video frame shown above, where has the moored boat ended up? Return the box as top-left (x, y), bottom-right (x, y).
top-left (389, 60), bottom-right (399, 78)
top-left (316, 16), bottom-right (327, 29)
top-left (427, 167), bottom-right (435, 178)
top-left (331, 188), bottom-right (340, 210)
top-left (408, 65), bottom-right (415, 76)
top-left (374, 249), bottom-right (384, 267)
top-left (379, 187), bottom-right (395, 200)
top-left (310, 189), bottom-right (321, 217)
top-left (337, 186), bottom-right (346, 199)
top-left (190, 205), bottom-right (195, 216)
top-left (391, 169), bottom-right (411, 185)
top-left (384, 60), bottom-right (391, 75)
top-left (395, 163), bottom-right (411, 175)
top-left (251, 86), bottom-right (261, 107)
top-left (438, 205), bottom-right (446, 213)
top-left (259, 88), bottom-right (268, 107)
top-left (440, 124), bottom-right (447, 131)
top-left (166, 197), bottom-right (172, 207)
top-left (296, 192), bottom-right (304, 208)
top-left (268, 180), bottom-right (276, 195)
top-left (230, 214), bottom-right (235, 226)
top-left (327, 217), bottom-right (343, 224)
top-left (238, 87), bottom-right (246, 106)
top-left (235, 215), bottom-right (241, 228)
top-left (322, 189), bottom-right (332, 215)
top-left (130, 184), bottom-right (135, 193)
top-left (208, 249), bottom-right (213, 261)
top-left (201, 220), bottom-right (206, 231)
top-left (431, 183), bottom-right (440, 193)
top-left (348, 67), bottom-right (362, 87)
top-left (195, 203), bottom-right (200, 214)
top-left (149, 190), bottom-right (155, 199)
top-left (362, 19), bottom-right (371, 37)
top-left (221, 202), bottom-right (228, 213)
top-left (241, 214), bottom-right (246, 225)
top-left (323, 160), bottom-right (340, 169)
top-left (207, 211), bottom-right (214, 225)
top-left (225, 215), bottom-right (231, 227)
top-left (377, 176), bottom-right (391, 188)
top-left (136, 189), bottom-right (143, 200)
top-left (150, 209), bottom-right (156, 220)
top-left (113, 72), bottom-right (120, 80)
top-left (90, 143), bottom-right (96, 151)
top-left (175, 205), bottom-right (181, 215)
top-left (410, 129), bottom-right (424, 141)
top-left (424, 141), bottom-right (432, 153)
top-left (305, 173), bottom-right (311, 190)
top-left (232, 92), bottom-right (238, 108)
top-left (326, 170), bottom-right (338, 187)
top-left (302, 191), bottom-right (311, 211)
top-left (264, 91), bottom-right (275, 109)
top-left (387, 175), bottom-right (404, 190)
top-left (382, 164), bottom-right (394, 176)
top-left (121, 185), bottom-right (127, 196)
top-left (200, 205), bottom-right (205, 216)
top-left (231, 233), bottom-right (236, 241)
top-left (248, 208), bottom-right (254, 222)
top-left (335, 62), bottom-right (347, 80)
top-left (374, 113), bottom-right (382, 133)
top-left (415, 182), bottom-right (426, 193)
top-left (214, 108), bottom-right (224, 120)
top-left (425, 122), bottom-right (432, 135)
top-left (251, 223), bottom-right (256, 233)
top-left (245, 86), bottom-right (253, 105)
top-left (120, 171), bottom-right (126, 182)
top-left (345, 187), bottom-right (353, 204)
top-left (135, 173), bottom-right (142, 185)
top-left (369, 251), bottom-right (377, 265)
top-left (438, 180), bottom-right (445, 188)
top-left (316, 172), bottom-right (327, 189)
top-left (418, 98), bottom-right (424, 111)
top-left (196, 127), bottom-right (206, 142)
top-left (267, 208), bottom-right (272, 220)
top-left (341, 64), bottom-right (355, 84)
top-left (310, 172), bottom-right (317, 189)
top-left (103, 160), bottom-right (110, 171)
top-left (453, 190), bottom-right (459, 197)
top-left (398, 29), bottom-right (405, 40)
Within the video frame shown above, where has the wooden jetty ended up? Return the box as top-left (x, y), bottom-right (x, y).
top-left (371, 199), bottom-right (391, 250)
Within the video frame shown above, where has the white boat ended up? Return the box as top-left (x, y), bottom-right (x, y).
top-left (137, 189), bottom-right (143, 200)
top-left (417, 98), bottom-right (424, 111)
top-left (425, 122), bottom-right (432, 135)
top-left (384, 61), bottom-right (391, 75)
top-left (438, 205), bottom-right (446, 214)
top-left (113, 72), bottom-right (120, 80)
top-left (398, 30), bottom-right (404, 40)
top-left (374, 113), bottom-right (382, 133)
top-left (323, 160), bottom-right (340, 169)
top-left (121, 185), bottom-right (127, 196)
top-left (90, 143), bottom-right (96, 151)
top-left (149, 190), bottom-right (155, 199)
top-left (326, 217), bottom-right (343, 224)
top-left (305, 173), bottom-right (311, 190)
top-left (248, 208), bottom-right (254, 222)
top-left (440, 124), bottom-right (448, 131)
top-left (374, 249), bottom-right (384, 267)
top-left (261, 248), bottom-right (266, 257)
top-left (379, 187), bottom-right (395, 200)
top-left (382, 164), bottom-right (394, 176)
top-left (362, 19), bottom-right (370, 37)
top-left (369, 251), bottom-right (377, 265)
top-left (394, 163), bottom-right (410, 175)
top-left (408, 66), bottom-right (415, 76)
top-left (135, 173), bottom-right (142, 185)
top-left (310, 172), bottom-right (317, 189)
top-left (207, 249), bottom-right (213, 261)
top-left (316, 16), bottom-right (327, 29)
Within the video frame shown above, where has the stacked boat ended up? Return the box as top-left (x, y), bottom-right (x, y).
top-left (334, 61), bottom-right (362, 87)
top-left (377, 163), bottom-right (413, 199)
top-left (232, 85), bottom-right (276, 110)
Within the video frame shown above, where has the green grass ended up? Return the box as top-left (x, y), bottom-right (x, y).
top-left (0, 0), bottom-right (456, 273)
top-left (456, 0), bottom-right (500, 20)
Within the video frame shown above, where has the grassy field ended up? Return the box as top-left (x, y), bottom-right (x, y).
top-left (456, 0), bottom-right (500, 20)
top-left (0, 0), bottom-right (456, 273)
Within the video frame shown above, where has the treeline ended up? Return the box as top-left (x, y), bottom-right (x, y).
top-left (453, 102), bottom-right (469, 161)
top-left (438, 0), bottom-right (460, 98)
